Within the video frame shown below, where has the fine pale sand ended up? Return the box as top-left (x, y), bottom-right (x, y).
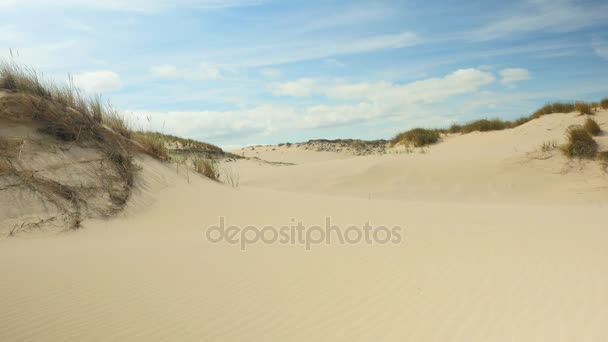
top-left (1, 110), bottom-right (608, 341)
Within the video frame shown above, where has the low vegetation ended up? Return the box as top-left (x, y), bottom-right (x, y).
top-left (0, 59), bottom-right (237, 233)
top-left (391, 128), bottom-right (440, 147)
top-left (133, 131), bottom-right (223, 154)
top-left (193, 157), bottom-right (219, 181)
top-left (561, 125), bottom-right (598, 159)
top-left (530, 102), bottom-right (575, 119)
top-left (392, 96), bottom-right (606, 148)
top-left (133, 131), bottom-right (170, 161)
top-left (540, 140), bottom-right (559, 152)
top-left (459, 119), bottom-right (512, 133)
top-left (575, 101), bottom-right (593, 115)
top-left (583, 118), bottom-right (601, 136)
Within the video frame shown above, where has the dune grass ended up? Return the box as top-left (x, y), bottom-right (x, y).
top-left (459, 119), bottom-right (512, 133)
top-left (391, 128), bottom-right (441, 147)
top-left (575, 101), bottom-right (593, 115)
top-left (193, 157), bottom-right (219, 180)
top-left (393, 96), bottom-right (606, 146)
top-left (132, 131), bottom-right (170, 161)
top-left (561, 125), bottom-right (598, 159)
top-left (530, 102), bottom-right (576, 119)
top-left (583, 118), bottom-right (601, 136)
top-left (0, 60), bottom-right (139, 191)
top-left (134, 131), bottom-right (223, 153)
top-left (1, 61), bottom-right (131, 138)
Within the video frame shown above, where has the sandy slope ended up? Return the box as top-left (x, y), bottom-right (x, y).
top-left (1, 111), bottom-right (608, 341)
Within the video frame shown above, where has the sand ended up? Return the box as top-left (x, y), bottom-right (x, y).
top-left (1, 110), bottom-right (608, 341)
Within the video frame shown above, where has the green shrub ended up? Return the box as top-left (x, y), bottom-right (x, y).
top-left (575, 101), bottom-right (593, 115)
top-left (391, 128), bottom-right (440, 147)
top-left (583, 118), bottom-right (601, 136)
top-left (600, 97), bottom-right (608, 109)
top-left (561, 125), bottom-right (598, 158)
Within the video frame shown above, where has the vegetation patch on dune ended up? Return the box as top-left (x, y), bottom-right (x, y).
top-left (0, 60), bottom-right (233, 233)
top-left (392, 96), bottom-right (606, 148)
top-left (583, 118), bottom-right (601, 136)
top-left (575, 101), bottom-right (593, 115)
top-left (530, 102), bottom-right (576, 119)
top-left (193, 157), bottom-right (220, 181)
top-left (391, 128), bottom-right (440, 147)
top-left (458, 119), bottom-right (512, 133)
top-left (561, 125), bottom-right (598, 159)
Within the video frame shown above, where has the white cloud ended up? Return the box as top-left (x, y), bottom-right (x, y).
top-left (259, 68), bottom-right (282, 78)
top-left (499, 68), bottom-right (530, 84)
top-left (149, 63), bottom-right (222, 80)
top-left (592, 37), bottom-right (608, 60)
top-left (73, 70), bottom-right (122, 93)
top-left (471, 0), bottom-right (608, 40)
top-left (203, 31), bottom-right (418, 67)
top-left (150, 64), bottom-right (179, 78)
top-left (296, 5), bottom-right (391, 33)
top-left (128, 68), bottom-right (497, 142)
top-left (272, 68), bottom-right (496, 106)
top-left (271, 78), bottom-right (316, 97)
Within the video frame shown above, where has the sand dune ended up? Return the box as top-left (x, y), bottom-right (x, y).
top-left (2, 110), bottom-right (608, 341)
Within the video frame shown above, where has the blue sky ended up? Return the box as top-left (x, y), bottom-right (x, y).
top-left (1, 0), bottom-right (608, 148)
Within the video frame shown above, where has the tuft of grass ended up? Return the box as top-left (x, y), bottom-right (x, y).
top-left (193, 157), bottom-right (219, 180)
top-left (583, 118), bottom-right (601, 136)
top-left (561, 125), bottom-right (598, 159)
top-left (511, 116), bottom-right (531, 127)
top-left (530, 102), bottom-right (575, 119)
top-left (130, 131), bottom-right (222, 154)
top-left (448, 123), bottom-right (462, 134)
top-left (540, 140), bottom-right (559, 152)
top-left (601, 97), bottom-right (608, 109)
top-left (459, 118), bottom-right (511, 133)
top-left (391, 128), bottom-right (440, 147)
top-left (575, 101), bottom-right (593, 115)
top-left (133, 131), bottom-right (170, 161)
top-left (1, 60), bottom-right (131, 139)
top-left (598, 151), bottom-right (608, 170)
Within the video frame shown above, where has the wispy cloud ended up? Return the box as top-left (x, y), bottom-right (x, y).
top-left (271, 78), bottom-right (316, 97)
top-left (470, 0), bottom-right (608, 40)
top-left (223, 31), bottom-right (418, 67)
top-left (295, 5), bottom-right (391, 33)
top-left (149, 63), bottom-right (223, 81)
top-left (499, 68), bottom-right (530, 85)
top-left (0, 0), bottom-right (266, 12)
top-left (592, 37), bottom-right (608, 60)
top-left (272, 68), bottom-right (496, 105)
